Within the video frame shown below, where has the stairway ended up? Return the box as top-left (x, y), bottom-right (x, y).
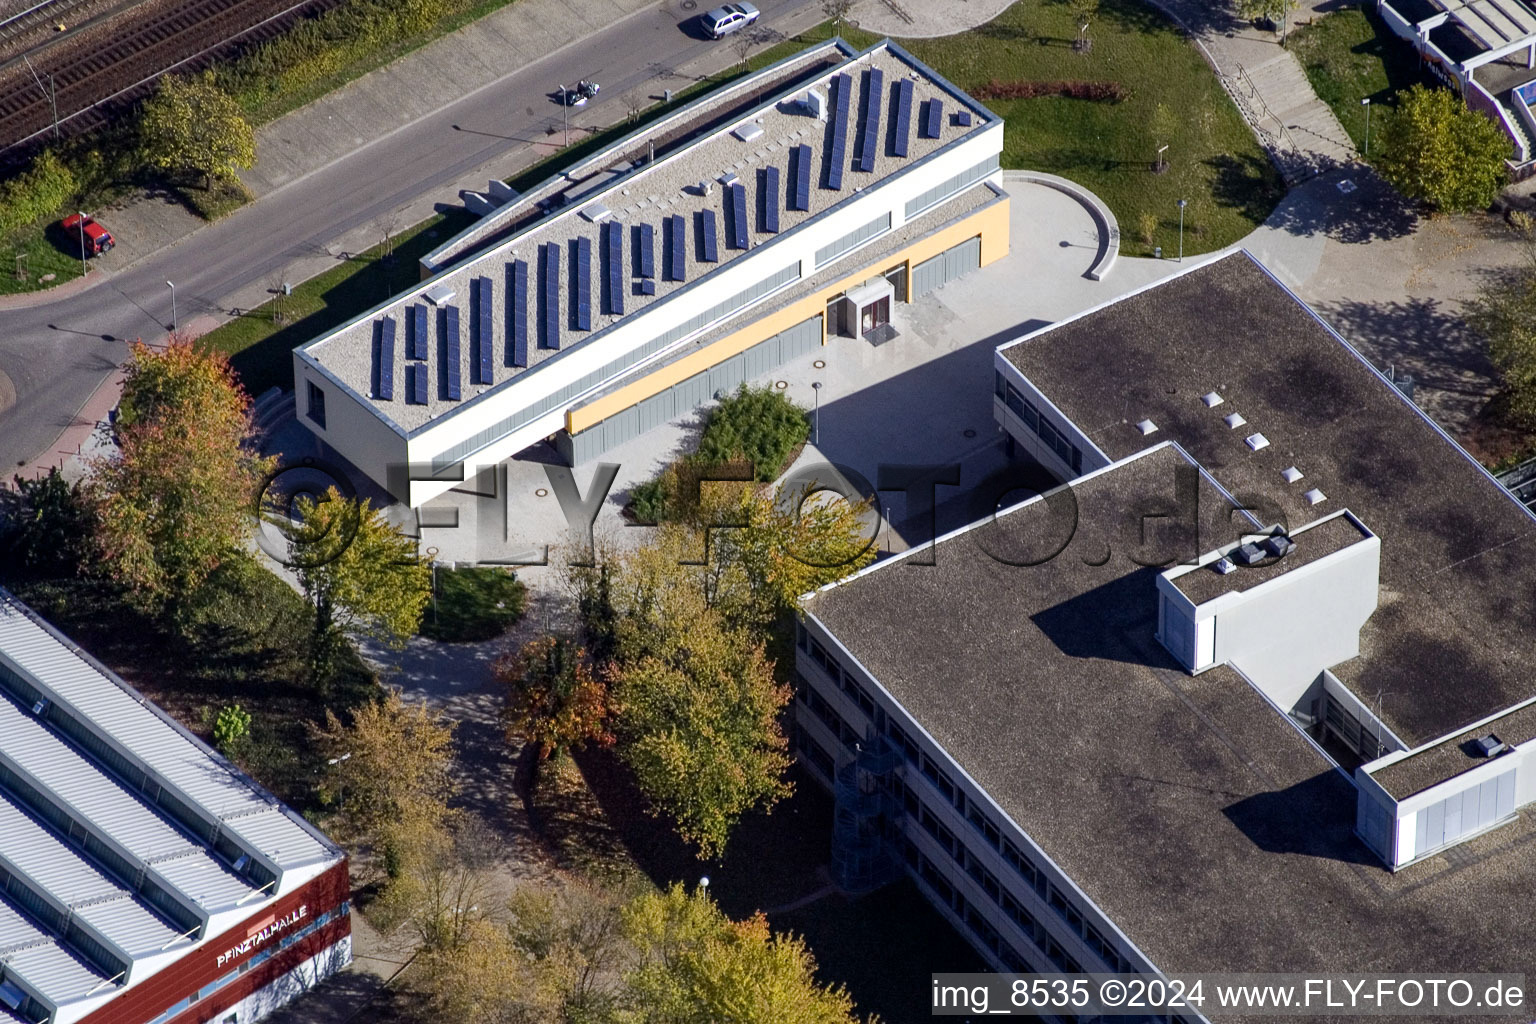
top-left (1227, 52), bottom-right (1357, 184)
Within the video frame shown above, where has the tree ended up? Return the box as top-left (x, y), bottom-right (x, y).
top-left (1069, 0), bottom-right (1099, 52)
top-left (281, 487), bottom-right (431, 687)
top-left (212, 704), bottom-right (251, 755)
top-left (315, 687), bottom-right (458, 871)
top-left (0, 468), bottom-right (96, 580)
top-left (1467, 212), bottom-right (1536, 424)
top-left (612, 609), bottom-right (792, 859)
top-left (495, 635), bottom-right (613, 762)
top-left (0, 149), bottom-right (76, 239)
top-left (622, 883), bottom-right (871, 1024)
top-left (377, 816), bottom-right (493, 950)
top-left (1375, 84), bottom-right (1511, 212)
top-left (1149, 102), bottom-right (1178, 173)
top-left (821, 0), bottom-right (854, 38)
top-left (1235, 0), bottom-right (1299, 44)
top-left (93, 340), bottom-right (271, 607)
top-left (139, 72), bottom-right (256, 189)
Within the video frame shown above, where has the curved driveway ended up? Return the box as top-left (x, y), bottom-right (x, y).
top-left (0, 0), bottom-right (822, 471)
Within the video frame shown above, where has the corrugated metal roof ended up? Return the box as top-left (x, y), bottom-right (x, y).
top-left (0, 898), bottom-right (106, 1006)
top-left (222, 808), bottom-right (331, 868)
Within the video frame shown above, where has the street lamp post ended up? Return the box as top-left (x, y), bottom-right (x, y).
top-left (1176, 199), bottom-right (1188, 262)
top-left (811, 381), bottom-right (822, 445)
top-left (166, 280), bottom-right (176, 332)
top-left (558, 84), bottom-right (568, 142)
top-left (1361, 97), bottom-right (1372, 158)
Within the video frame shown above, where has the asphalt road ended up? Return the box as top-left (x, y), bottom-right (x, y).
top-left (0, 0), bottom-right (817, 472)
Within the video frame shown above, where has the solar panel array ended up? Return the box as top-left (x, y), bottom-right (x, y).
top-left (790, 144), bottom-right (811, 211)
top-left (375, 318), bottom-right (395, 400)
top-left (541, 242), bottom-right (561, 349)
top-left (665, 214), bottom-right (686, 282)
top-left (892, 78), bottom-right (914, 157)
top-left (508, 259), bottom-right (528, 367)
top-left (409, 305), bottom-right (428, 360)
top-left (827, 73), bottom-right (851, 190)
top-left (922, 98), bottom-right (943, 139)
top-left (444, 305), bottom-right (463, 400)
top-left (573, 236), bottom-right (593, 331)
top-left (727, 183), bottom-right (749, 250)
top-left (473, 277), bottom-right (494, 385)
top-left (408, 363), bottom-right (427, 405)
top-left (761, 166), bottom-right (781, 233)
top-left (603, 221), bottom-right (624, 316)
top-left (636, 223), bottom-right (655, 279)
top-left (855, 68), bottom-right (884, 173)
top-left (699, 210), bottom-right (719, 263)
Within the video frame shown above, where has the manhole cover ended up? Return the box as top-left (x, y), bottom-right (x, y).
top-left (535, 488), bottom-right (549, 497)
top-left (813, 359), bottom-right (826, 369)
top-left (681, 0), bottom-right (696, 8)
top-left (963, 428), bottom-right (977, 438)
top-left (775, 380), bottom-right (788, 389)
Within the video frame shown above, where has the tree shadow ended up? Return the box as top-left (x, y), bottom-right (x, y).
top-left (1252, 166), bottom-right (1419, 244)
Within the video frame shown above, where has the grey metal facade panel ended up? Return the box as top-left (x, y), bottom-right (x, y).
top-left (912, 252), bottom-right (945, 297)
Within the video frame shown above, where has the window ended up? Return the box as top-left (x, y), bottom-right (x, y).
top-left (967, 804), bottom-right (1001, 850)
top-left (796, 622), bottom-right (808, 652)
top-left (1001, 838), bottom-right (1046, 897)
top-left (1002, 382), bottom-right (1083, 473)
top-left (814, 213), bottom-right (892, 268)
top-left (306, 381), bottom-right (326, 429)
top-left (886, 720), bottom-right (921, 764)
top-left (841, 671), bottom-right (876, 718)
top-left (904, 154), bottom-right (1001, 220)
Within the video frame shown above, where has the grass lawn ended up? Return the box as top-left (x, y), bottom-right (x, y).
top-left (0, 227), bottom-right (90, 296)
top-left (6, 557), bottom-right (378, 811)
top-left (852, 1), bottom-right (1284, 255)
top-left (197, 210), bottom-right (474, 397)
top-left (1290, 5), bottom-right (1438, 155)
top-left (420, 565), bottom-right (526, 642)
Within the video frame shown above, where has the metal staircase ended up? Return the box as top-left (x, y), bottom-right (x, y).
top-left (830, 738), bottom-right (903, 895)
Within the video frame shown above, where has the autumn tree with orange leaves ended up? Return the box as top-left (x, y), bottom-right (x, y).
top-left (92, 339), bottom-right (272, 607)
top-left (495, 634), bottom-right (613, 764)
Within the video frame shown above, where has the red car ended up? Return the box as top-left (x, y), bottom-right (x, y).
top-left (61, 213), bottom-right (115, 256)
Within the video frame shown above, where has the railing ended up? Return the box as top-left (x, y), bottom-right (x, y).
top-left (1468, 76), bottom-right (1532, 164)
top-left (1232, 62), bottom-right (1302, 159)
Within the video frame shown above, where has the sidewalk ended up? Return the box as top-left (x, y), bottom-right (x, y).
top-left (1142, 0), bottom-right (1357, 183)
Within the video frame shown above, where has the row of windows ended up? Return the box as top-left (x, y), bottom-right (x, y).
top-left (428, 262), bottom-right (802, 469)
top-left (903, 153), bottom-right (1001, 221)
top-left (800, 627), bottom-right (879, 720)
top-left (814, 213), bottom-right (893, 269)
top-left (796, 678), bottom-right (862, 751)
top-left (143, 905), bottom-right (348, 1024)
top-left (994, 371), bottom-right (1084, 474)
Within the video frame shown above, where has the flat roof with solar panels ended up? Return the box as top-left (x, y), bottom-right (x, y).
top-left (295, 38), bottom-right (997, 437)
top-left (0, 589), bottom-right (348, 1024)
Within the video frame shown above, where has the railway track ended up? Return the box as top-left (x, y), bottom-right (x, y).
top-left (0, 0), bottom-right (341, 153)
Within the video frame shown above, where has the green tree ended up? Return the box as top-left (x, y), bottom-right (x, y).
top-left (1467, 212), bottom-right (1536, 424)
top-left (281, 487), bottom-right (431, 687)
top-left (139, 72), bottom-right (256, 188)
top-left (622, 883), bottom-right (872, 1024)
top-left (315, 688), bottom-right (457, 871)
top-left (0, 150), bottom-right (77, 239)
top-left (495, 635), bottom-right (613, 762)
top-left (1235, 0), bottom-right (1299, 43)
top-left (613, 609), bottom-right (792, 859)
top-left (212, 703), bottom-right (251, 755)
top-left (93, 340), bottom-right (271, 607)
top-left (1375, 84), bottom-right (1511, 212)
top-left (0, 469), bottom-right (97, 580)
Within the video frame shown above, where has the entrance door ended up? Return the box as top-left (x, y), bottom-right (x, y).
top-left (860, 297), bottom-right (890, 337)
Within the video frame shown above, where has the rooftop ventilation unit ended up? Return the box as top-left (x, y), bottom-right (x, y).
top-left (1281, 466), bottom-right (1303, 483)
top-left (1245, 433), bottom-right (1269, 451)
top-left (1212, 557), bottom-right (1236, 575)
top-left (734, 123), bottom-right (764, 142)
top-left (424, 284), bottom-right (455, 306)
top-left (1262, 535), bottom-right (1294, 558)
top-left (1303, 488), bottom-right (1327, 506)
top-left (1233, 542), bottom-right (1266, 567)
top-left (807, 87), bottom-right (827, 122)
top-left (1135, 419), bottom-right (1158, 436)
top-left (1223, 412), bottom-right (1246, 429)
top-left (717, 172), bottom-right (739, 188)
top-left (1202, 391), bottom-right (1224, 407)
top-left (580, 203), bottom-right (612, 223)
top-left (1473, 734), bottom-right (1507, 757)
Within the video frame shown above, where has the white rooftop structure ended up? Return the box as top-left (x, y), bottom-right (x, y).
top-left (0, 590), bottom-right (343, 1024)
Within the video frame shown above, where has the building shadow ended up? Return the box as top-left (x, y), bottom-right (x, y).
top-left (1256, 167), bottom-right (1418, 244)
top-left (1221, 770), bottom-right (1378, 865)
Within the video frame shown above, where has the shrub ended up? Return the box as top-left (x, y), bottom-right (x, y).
top-left (694, 384), bottom-right (809, 481)
top-left (972, 79), bottom-right (1128, 102)
top-left (419, 566), bottom-right (526, 642)
top-left (0, 151), bottom-right (78, 239)
top-left (214, 703), bottom-right (252, 754)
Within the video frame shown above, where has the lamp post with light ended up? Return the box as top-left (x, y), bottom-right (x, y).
top-left (811, 381), bottom-right (822, 445)
top-left (1176, 199), bottom-right (1187, 262)
top-left (166, 280), bottom-right (176, 332)
top-left (1361, 97), bottom-right (1372, 158)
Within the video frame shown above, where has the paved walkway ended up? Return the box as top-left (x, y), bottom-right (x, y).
top-left (1144, 0), bottom-right (1357, 183)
